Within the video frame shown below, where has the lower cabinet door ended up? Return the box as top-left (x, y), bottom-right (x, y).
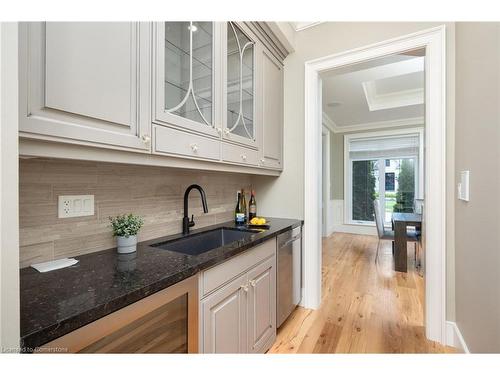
top-left (247, 256), bottom-right (276, 353)
top-left (202, 274), bottom-right (247, 353)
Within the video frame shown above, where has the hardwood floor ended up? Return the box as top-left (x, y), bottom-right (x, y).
top-left (269, 232), bottom-right (456, 354)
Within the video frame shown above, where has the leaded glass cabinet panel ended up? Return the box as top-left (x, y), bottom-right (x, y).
top-left (154, 22), bottom-right (220, 138)
top-left (223, 22), bottom-right (257, 147)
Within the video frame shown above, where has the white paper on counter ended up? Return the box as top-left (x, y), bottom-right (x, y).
top-left (31, 258), bottom-right (79, 273)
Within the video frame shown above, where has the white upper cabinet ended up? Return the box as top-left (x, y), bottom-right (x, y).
top-left (259, 48), bottom-right (284, 169)
top-left (19, 22), bottom-right (287, 174)
top-left (19, 22), bottom-right (152, 152)
top-left (222, 22), bottom-right (259, 149)
top-left (153, 22), bottom-right (221, 138)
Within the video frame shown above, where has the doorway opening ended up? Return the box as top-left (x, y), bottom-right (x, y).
top-left (304, 26), bottom-right (446, 345)
top-left (319, 47), bottom-right (427, 349)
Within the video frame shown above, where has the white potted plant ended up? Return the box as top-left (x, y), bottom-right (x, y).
top-left (109, 213), bottom-right (144, 254)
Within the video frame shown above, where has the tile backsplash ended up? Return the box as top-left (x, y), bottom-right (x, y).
top-left (19, 158), bottom-right (253, 268)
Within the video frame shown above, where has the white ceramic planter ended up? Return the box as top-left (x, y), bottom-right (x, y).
top-left (116, 235), bottom-right (137, 254)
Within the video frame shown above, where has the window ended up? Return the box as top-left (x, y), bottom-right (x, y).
top-left (352, 160), bottom-right (377, 221)
top-left (345, 129), bottom-right (423, 226)
top-left (383, 158), bottom-right (416, 223)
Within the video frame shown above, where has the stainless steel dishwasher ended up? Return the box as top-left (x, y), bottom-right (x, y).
top-left (277, 226), bottom-right (302, 328)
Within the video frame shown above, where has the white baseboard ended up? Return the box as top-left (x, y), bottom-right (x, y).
top-left (298, 287), bottom-right (306, 307)
top-left (323, 199), bottom-right (336, 237)
top-left (333, 224), bottom-right (377, 236)
top-left (332, 199), bottom-right (344, 226)
top-left (446, 321), bottom-right (470, 353)
top-left (328, 199), bottom-right (378, 236)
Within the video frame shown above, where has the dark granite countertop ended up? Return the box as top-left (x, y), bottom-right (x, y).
top-left (20, 217), bottom-right (302, 349)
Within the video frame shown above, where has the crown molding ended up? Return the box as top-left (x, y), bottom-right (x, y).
top-left (328, 116), bottom-right (424, 133)
top-left (321, 111), bottom-right (338, 133)
top-left (290, 22), bottom-right (324, 32)
top-left (248, 22), bottom-right (293, 61)
top-left (263, 22), bottom-right (295, 54)
top-left (362, 80), bottom-right (424, 111)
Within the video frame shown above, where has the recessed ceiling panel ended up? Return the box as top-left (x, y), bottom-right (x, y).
top-left (321, 51), bottom-right (425, 131)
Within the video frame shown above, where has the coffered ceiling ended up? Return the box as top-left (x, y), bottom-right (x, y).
top-left (321, 51), bottom-right (425, 133)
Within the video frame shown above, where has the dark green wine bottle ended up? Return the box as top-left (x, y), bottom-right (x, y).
top-left (235, 192), bottom-right (245, 225)
top-left (241, 189), bottom-right (247, 223)
top-left (249, 190), bottom-right (257, 220)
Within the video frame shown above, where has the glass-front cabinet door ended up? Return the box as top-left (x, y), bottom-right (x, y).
top-left (223, 22), bottom-right (258, 148)
top-left (154, 22), bottom-right (220, 138)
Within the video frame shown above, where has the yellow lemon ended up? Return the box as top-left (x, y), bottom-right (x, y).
top-left (250, 217), bottom-right (259, 225)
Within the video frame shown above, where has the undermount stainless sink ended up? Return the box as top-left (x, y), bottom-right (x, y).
top-left (151, 227), bottom-right (260, 256)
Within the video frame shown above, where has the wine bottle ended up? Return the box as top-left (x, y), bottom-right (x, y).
top-left (249, 190), bottom-right (257, 220)
top-left (241, 189), bottom-right (247, 223)
top-left (235, 192), bottom-right (245, 225)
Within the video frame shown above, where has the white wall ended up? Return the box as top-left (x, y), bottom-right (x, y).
top-left (0, 22), bottom-right (20, 351)
top-left (254, 22), bottom-right (456, 321)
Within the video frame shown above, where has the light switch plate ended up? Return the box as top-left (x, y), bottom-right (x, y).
top-left (58, 195), bottom-right (95, 218)
top-left (457, 170), bottom-right (470, 202)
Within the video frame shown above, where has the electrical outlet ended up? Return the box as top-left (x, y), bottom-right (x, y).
top-left (58, 195), bottom-right (94, 218)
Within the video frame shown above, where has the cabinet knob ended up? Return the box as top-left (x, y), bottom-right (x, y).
top-left (260, 158), bottom-right (265, 164)
top-left (223, 129), bottom-right (230, 135)
top-left (141, 134), bottom-right (151, 144)
top-left (240, 284), bottom-right (249, 293)
top-left (249, 280), bottom-right (256, 287)
top-left (216, 128), bottom-right (222, 135)
top-left (190, 143), bottom-right (199, 153)
top-left (241, 154), bottom-right (247, 161)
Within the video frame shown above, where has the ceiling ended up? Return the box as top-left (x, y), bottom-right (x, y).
top-left (321, 51), bottom-right (425, 132)
top-left (289, 22), bottom-right (324, 32)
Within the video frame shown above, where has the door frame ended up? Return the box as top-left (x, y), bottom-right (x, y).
top-left (303, 26), bottom-right (447, 344)
top-left (321, 125), bottom-right (331, 237)
top-left (0, 22), bottom-right (20, 350)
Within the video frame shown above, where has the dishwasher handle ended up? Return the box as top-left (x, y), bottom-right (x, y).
top-left (280, 235), bottom-right (301, 248)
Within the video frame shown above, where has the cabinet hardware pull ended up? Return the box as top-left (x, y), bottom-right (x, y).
top-left (141, 134), bottom-right (151, 144)
top-left (240, 284), bottom-right (249, 292)
top-left (249, 280), bottom-right (256, 287)
top-left (260, 158), bottom-right (265, 164)
top-left (223, 129), bottom-right (230, 135)
top-left (241, 154), bottom-right (247, 161)
top-left (216, 128), bottom-right (222, 134)
top-left (190, 143), bottom-right (199, 153)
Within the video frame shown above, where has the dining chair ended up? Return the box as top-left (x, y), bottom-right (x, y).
top-left (373, 200), bottom-right (419, 264)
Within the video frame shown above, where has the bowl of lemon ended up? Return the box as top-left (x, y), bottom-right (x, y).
top-left (248, 217), bottom-right (270, 228)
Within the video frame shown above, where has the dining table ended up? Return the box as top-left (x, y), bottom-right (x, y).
top-left (391, 212), bottom-right (422, 273)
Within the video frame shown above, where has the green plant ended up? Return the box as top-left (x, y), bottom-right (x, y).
top-left (352, 160), bottom-right (376, 221)
top-left (109, 214), bottom-right (144, 237)
top-left (394, 159), bottom-right (415, 213)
